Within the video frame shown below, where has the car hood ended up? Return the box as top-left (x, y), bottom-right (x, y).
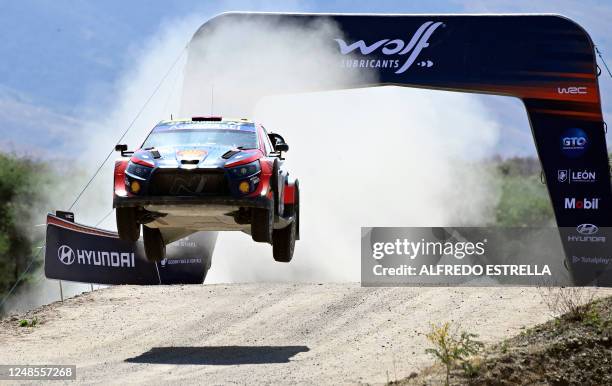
top-left (132, 145), bottom-right (261, 169)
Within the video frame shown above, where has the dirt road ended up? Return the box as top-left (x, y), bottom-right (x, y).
top-left (2, 284), bottom-right (608, 384)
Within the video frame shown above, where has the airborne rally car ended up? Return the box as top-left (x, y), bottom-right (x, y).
top-left (112, 117), bottom-right (299, 263)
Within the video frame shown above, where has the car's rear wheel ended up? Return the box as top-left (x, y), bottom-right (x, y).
top-left (273, 220), bottom-right (296, 262)
top-left (143, 226), bottom-right (165, 262)
top-left (251, 203), bottom-right (273, 243)
top-left (116, 207), bottom-right (140, 242)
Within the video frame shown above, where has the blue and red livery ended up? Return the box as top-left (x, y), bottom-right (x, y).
top-left (113, 116), bottom-right (299, 262)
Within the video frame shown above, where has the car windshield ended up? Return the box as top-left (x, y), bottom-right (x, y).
top-left (142, 129), bottom-right (258, 149)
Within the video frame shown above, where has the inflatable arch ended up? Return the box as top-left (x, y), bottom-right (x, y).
top-left (184, 13), bottom-right (610, 285)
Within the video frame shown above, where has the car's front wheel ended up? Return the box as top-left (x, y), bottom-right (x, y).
top-left (272, 220), bottom-right (296, 262)
top-left (251, 204), bottom-right (273, 243)
top-left (143, 226), bottom-right (165, 262)
top-left (116, 207), bottom-right (140, 242)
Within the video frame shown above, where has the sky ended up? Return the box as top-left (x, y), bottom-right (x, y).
top-left (1, 0), bottom-right (612, 156)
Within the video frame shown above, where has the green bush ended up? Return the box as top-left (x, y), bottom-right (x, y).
top-left (0, 153), bottom-right (49, 304)
top-left (18, 317), bottom-right (38, 327)
top-left (425, 322), bottom-right (484, 385)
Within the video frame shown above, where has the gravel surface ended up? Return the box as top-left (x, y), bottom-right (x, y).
top-left (2, 284), bottom-right (606, 385)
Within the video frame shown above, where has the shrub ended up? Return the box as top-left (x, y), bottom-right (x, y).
top-left (425, 322), bottom-right (484, 385)
top-left (18, 317), bottom-right (37, 327)
top-left (539, 286), bottom-right (597, 321)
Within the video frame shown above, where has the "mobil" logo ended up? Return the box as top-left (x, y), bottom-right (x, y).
top-left (564, 197), bottom-right (600, 210)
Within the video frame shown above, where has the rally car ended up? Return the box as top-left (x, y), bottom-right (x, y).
top-left (112, 117), bottom-right (299, 263)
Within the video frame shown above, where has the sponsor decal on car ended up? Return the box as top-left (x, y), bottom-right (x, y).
top-left (176, 149), bottom-right (207, 158)
top-left (557, 169), bottom-right (596, 183)
top-left (564, 197), bottom-right (600, 210)
top-left (560, 128), bottom-right (588, 158)
top-left (57, 245), bottom-right (135, 268)
top-left (334, 21), bottom-right (444, 74)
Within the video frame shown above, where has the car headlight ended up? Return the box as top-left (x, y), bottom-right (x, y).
top-left (227, 160), bottom-right (260, 178)
top-left (126, 162), bottom-right (153, 179)
top-left (227, 160), bottom-right (261, 195)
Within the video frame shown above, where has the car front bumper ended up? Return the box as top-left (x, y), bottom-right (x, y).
top-left (113, 195), bottom-right (272, 210)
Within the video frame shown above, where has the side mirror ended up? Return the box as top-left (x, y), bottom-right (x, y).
top-left (275, 143), bottom-right (289, 152)
top-left (268, 133), bottom-right (289, 154)
top-left (114, 144), bottom-right (133, 157)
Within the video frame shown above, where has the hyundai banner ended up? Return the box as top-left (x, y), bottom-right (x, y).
top-left (45, 214), bottom-right (216, 285)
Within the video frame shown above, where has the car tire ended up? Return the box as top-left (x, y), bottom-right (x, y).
top-left (273, 220), bottom-right (296, 262)
top-left (143, 226), bottom-right (165, 262)
top-left (116, 207), bottom-right (140, 242)
top-left (251, 203), bottom-right (273, 243)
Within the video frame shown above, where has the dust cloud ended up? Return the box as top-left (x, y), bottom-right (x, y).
top-left (4, 13), bottom-right (508, 316)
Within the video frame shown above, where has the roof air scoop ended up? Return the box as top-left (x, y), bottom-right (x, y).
top-left (192, 116), bottom-right (222, 121)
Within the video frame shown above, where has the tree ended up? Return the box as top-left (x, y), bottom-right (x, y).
top-left (0, 153), bottom-right (47, 304)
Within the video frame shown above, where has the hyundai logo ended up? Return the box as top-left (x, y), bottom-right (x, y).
top-left (577, 224), bottom-right (599, 235)
top-left (57, 245), bottom-right (76, 265)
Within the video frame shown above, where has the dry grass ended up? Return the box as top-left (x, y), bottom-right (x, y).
top-left (538, 286), bottom-right (597, 320)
